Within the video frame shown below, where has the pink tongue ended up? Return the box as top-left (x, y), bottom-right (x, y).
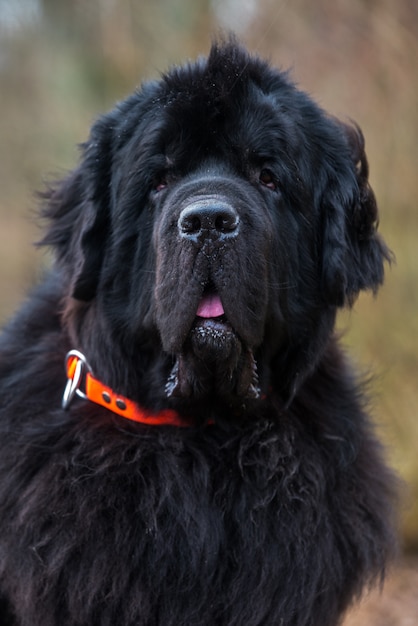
top-left (196, 293), bottom-right (224, 318)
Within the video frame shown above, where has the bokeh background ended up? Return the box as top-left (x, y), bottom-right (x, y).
top-left (0, 1), bottom-right (417, 623)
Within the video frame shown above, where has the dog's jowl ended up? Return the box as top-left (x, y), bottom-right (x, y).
top-left (0, 39), bottom-right (397, 626)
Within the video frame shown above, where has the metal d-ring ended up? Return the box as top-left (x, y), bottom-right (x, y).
top-left (62, 350), bottom-right (93, 410)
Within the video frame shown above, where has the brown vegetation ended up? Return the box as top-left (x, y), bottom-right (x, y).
top-left (0, 1), bottom-right (417, 620)
top-left (343, 558), bottom-right (418, 625)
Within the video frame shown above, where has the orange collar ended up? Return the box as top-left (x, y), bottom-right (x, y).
top-left (62, 350), bottom-right (186, 427)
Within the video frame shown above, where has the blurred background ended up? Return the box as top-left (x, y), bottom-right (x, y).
top-left (0, 0), bottom-right (417, 622)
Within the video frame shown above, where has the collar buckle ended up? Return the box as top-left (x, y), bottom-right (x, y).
top-left (62, 350), bottom-right (92, 409)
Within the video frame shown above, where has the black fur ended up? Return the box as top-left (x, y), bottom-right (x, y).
top-left (0, 39), bottom-right (397, 625)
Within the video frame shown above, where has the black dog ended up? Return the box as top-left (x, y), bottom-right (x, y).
top-left (0, 39), bottom-right (397, 625)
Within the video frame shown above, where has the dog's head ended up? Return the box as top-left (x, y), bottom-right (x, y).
top-left (42, 39), bottom-right (391, 406)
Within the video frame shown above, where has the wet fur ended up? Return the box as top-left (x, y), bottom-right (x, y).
top-left (0, 40), bottom-right (397, 625)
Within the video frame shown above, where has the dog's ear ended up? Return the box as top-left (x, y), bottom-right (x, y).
top-left (71, 116), bottom-right (115, 301)
top-left (321, 122), bottom-right (392, 307)
top-left (41, 116), bottom-right (114, 301)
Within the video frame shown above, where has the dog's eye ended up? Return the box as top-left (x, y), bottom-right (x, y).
top-left (154, 179), bottom-right (168, 193)
top-left (259, 169), bottom-right (277, 191)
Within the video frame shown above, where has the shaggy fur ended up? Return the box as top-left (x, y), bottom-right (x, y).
top-left (0, 40), bottom-right (397, 625)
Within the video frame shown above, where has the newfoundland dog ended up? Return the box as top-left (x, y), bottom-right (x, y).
top-left (0, 39), bottom-right (397, 625)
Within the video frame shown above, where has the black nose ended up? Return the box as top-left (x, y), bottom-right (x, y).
top-left (178, 201), bottom-right (240, 241)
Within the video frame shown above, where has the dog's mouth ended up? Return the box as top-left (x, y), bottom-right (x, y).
top-left (165, 287), bottom-right (260, 402)
top-left (192, 289), bottom-right (234, 359)
top-left (196, 289), bottom-right (225, 319)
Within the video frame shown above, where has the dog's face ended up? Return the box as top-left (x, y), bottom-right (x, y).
top-left (44, 41), bottom-right (390, 405)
